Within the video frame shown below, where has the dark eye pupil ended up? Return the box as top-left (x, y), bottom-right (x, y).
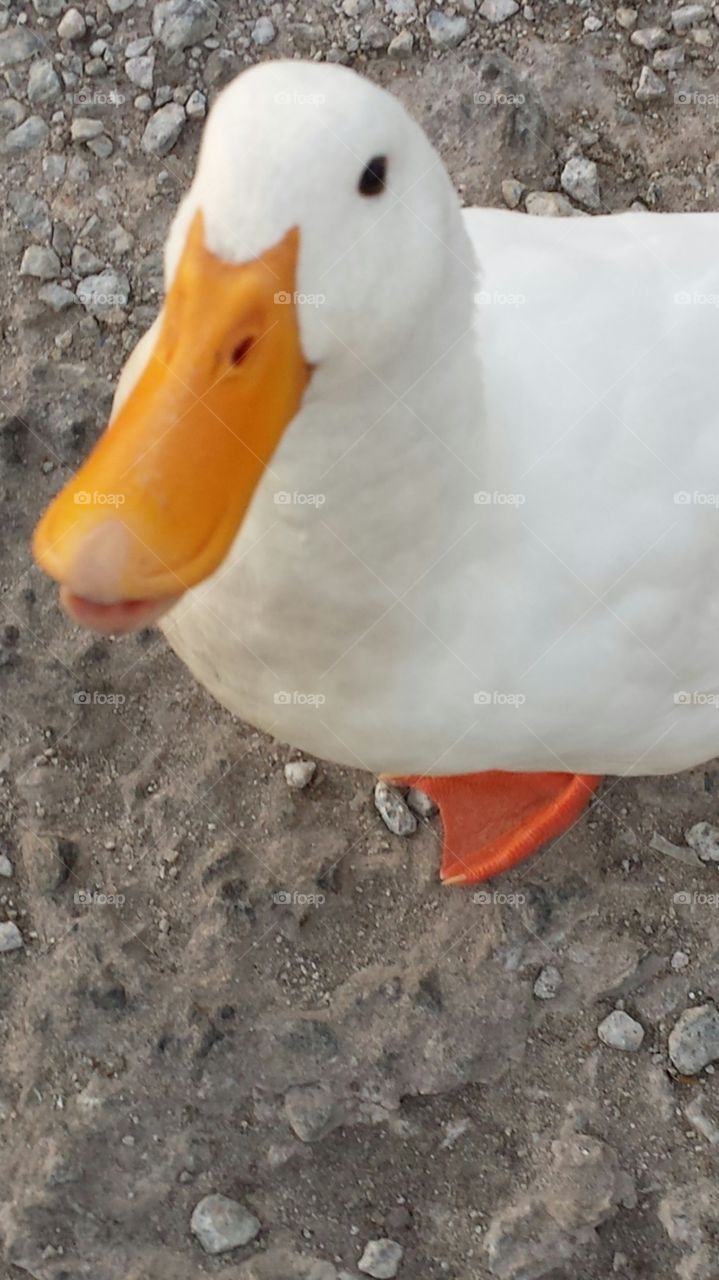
top-left (359, 155), bottom-right (387, 197)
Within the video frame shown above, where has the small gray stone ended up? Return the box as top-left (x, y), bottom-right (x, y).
top-left (685, 822), bottom-right (719, 862)
top-left (653, 45), bottom-right (685, 68)
top-left (616, 6), bottom-right (638, 28)
top-left (480, 0), bottom-right (519, 22)
top-left (343, 0), bottom-right (371, 14)
top-left (671, 950), bottom-right (690, 970)
top-left (27, 60), bottom-right (62, 105)
top-left (58, 7), bottom-right (86, 39)
top-left (141, 102), bottom-right (185, 156)
top-left (71, 116), bottom-right (104, 141)
top-left (533, 965), bottom-right (562, 1000)
top-left (2, 114), bottom-right (49, 152)
top-left (0, 27), bottom-right (42, 69)
top-left (153, 0), bottom-right (219, 51)
top-left (668, 1004), bottom-right (719, 1074)
top-left (598, 1009), bottom-right (645, 1052)
top-left (501, 177), bottom-right (525, 208)
top-left (525, 190), bottom-right (578, 217)
top-left (190, 1194), bottom-right (261, 1255)
top-left (32, 0), bottom-right (65, 14)
top-left (77, 268), bottom-right (130, 311)
top-left (251, 16), bottom-right (276, 46)
top-left (636, 65), bottom-right (667, 101)
top-left (361, 20), bottom-right (392, 49)
top-left (20, 244), bottom-right (61, 280)
top-left (86, 134), bottom-right (113, 159)
top-left (388, 30), bottom-right (414, 56)
top-left (72, 244), bottom-right (104, 276)
top-left (0, 98), bottom-right (26, 127)
top-left (284, 1082), bottom-right (338, 1142)
top-left (185, 88), bottom-right (206, 117)
top-left (0, 855), bottom-right (13, 878)
top-left (284, 760), bottom-right (316, 790)
top-left (358, 1240), bottom-right (403, 1279)
top-left (426, 10), bottom-right (469, 47)
top-left (8, 191), bottom-right (51, 239)
top-left (560, 156), bottom-right (600, 210)
top-left (672, 4), bottom-right (709, 31)
top-left (406, 787), bottom-right (438, 819)
top-left (631, 26), bottom-right (670, 49)
top-left (108, 0), bottom-right (135, 10)
top-left (0, 922), bottom-right (23, 953)
top-left (38, 283), bottom-right (77, 311)
top-left (374, 782), bottom-right (417, 837)
top-left (386, 0), bottom-right (417, 17)
top-left (125, 53), bottom-right (154, 90)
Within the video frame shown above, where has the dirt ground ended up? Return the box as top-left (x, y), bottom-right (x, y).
top-left (2, 1), bottom-right (719, 1277)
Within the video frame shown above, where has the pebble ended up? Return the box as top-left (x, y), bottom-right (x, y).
top-left (501, 177), bottom-right (525, 208)
top-left (20, 245), bottom-right (61, 280)
top-left (406, 787), bottom-right (438, 819)
top-left (185, 88), bottom-right (206, 118)
top-left (616, 6), bottom-right (638, 28)
top-left (388, 30), bottom-right (414, 56)
top-left (72, 244), bottom-right (104, 276)
top-left (631, 27), bottom-right (670, 50)
top-left (358, 1240), bottom-right (403, 1279)
top-left (479, 0), bottom-right (519, 21)
top-left (141, 102), bottom-right (186, 155)
top-left (76, 268), bottom-right (130, 311)
top-left (0, 922), bottom-right (23, 953)
top-left (426, 11), bottom-right (469, 47)
top-left (584, 14), bottom-right (603, 30)
top-left (635, 66), bottom-right (667, 100)
top-left (525, 191), bottom-right (578, 216)
top-left (361, 20), bottom-right (392, 49)
top-left (284, 760), bottom-right (316, 790)
top-left (58, 7), bottom-right (86, 39)
top-left (668, 1004), bottom-right (719, 1074)
top-left (71, 117), bottom-right (104, 141)
top-left (27, 60), bottom-right (62, 105)
top-left (671, 950), bottom-right (690, 970)
top-left (0, 855), bottom-right (13, 878)
top-left (153, 0), bottom-right (219, 51)
top-left (560, 156), bottom-right (600, 210)
top-left (671, 4), bottom-right (709, 31)
top-left (252, 16), bottom-right (276, 46)
top-left (8, 191), bottom-right (51, 238)
top-left (343, 0), bottom-right (371, 14)
top-left (685, 821), bottom-right (719, 862)
top-left (0, 28), bottom-right (42, 69)
top-left (598, 1009), bottom-right (645, 1051)
top-left (653, 45), bottom-right (685, 68)
top-left (38, 283), bottom-right (77, 311)
top-left (190, 1194), bottom-right (261, 1255)
top-left (533, 965), bottom-right (562, 1000)
top-left (284, 1082), bottom-right (337, 1142)
top-left (125, 53), bottom-right (155, 90)
top-left (374, 782), bottom-right (417, 837)
top-left (2, 115), bottom-right (49, 152)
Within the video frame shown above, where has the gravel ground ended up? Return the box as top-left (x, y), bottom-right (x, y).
top-left (2, 1), bottom-right (719, 1278)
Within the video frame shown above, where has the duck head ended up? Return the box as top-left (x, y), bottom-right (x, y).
top-left (33, 60), bottom-right (463, 633)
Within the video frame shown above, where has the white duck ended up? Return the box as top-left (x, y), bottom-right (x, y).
top-left (34, 59), bottom-right (719, 885)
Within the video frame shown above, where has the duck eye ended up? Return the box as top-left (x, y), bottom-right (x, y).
top-left (358, 155), bottom-right (387, 197)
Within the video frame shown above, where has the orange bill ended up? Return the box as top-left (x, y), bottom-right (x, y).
top-left (32, 211), bottom-right (311, 632)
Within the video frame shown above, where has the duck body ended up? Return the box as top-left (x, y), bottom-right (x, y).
top-left (160, 205), bottom-right (719, 779)
top-left (32, 60), bottom-right (719, 882)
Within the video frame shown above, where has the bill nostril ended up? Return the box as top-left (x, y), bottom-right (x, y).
top-left (230, 337), bottom-right (255, 366)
